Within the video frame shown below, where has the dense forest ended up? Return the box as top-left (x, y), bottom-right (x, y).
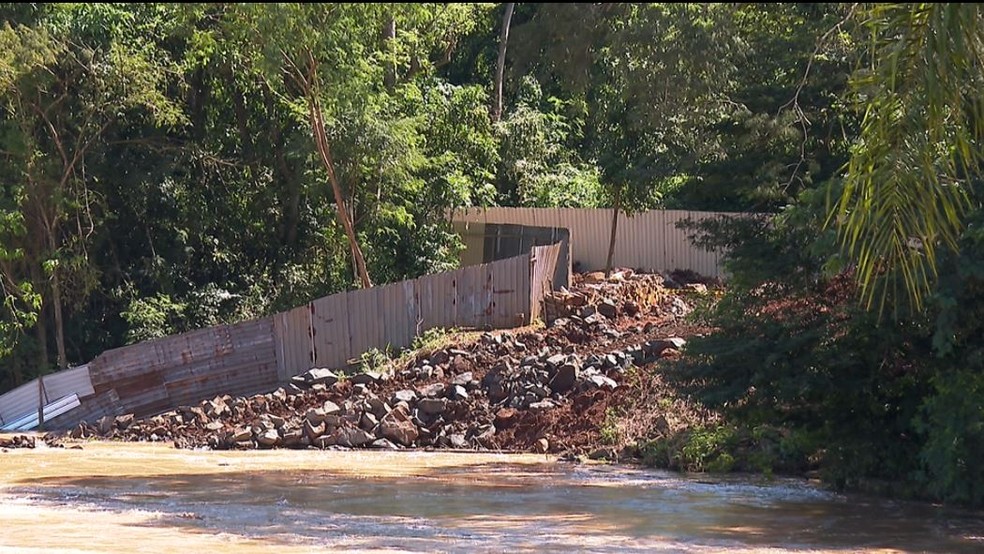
top-left (1, 4), bottom-right (982, 504)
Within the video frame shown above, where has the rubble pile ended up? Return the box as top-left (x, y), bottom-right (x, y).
top-left (0, 435), bottom-right (37, 449)
top-left (70, 270), bottom-right (712, 454)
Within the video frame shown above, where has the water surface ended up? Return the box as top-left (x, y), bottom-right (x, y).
top-left (1, 440), bottom-right (981, 553)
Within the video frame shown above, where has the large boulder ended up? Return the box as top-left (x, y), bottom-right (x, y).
top-left (550, 362), bottom-right (580, 393)
top-left (379, 405), bottom-right (418, 446)
top-left (332, 426), bottom-right (375, 448)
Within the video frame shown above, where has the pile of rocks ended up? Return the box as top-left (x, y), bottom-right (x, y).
top-left (68, 270), bottom-right (702, 453)
top-left (0, 435), bottom-right (37, 450)
top-left (72, 332), bottom-right (687, 452)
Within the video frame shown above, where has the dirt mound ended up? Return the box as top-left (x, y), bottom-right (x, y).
top-left (68, 271), bottom-right (716, 456)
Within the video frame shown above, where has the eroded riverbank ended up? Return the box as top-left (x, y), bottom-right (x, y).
top-left (2, 440), bottom-right (982, 553)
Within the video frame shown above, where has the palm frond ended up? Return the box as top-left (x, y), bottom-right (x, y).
top-left (833, 3), bottom-right (984, 314)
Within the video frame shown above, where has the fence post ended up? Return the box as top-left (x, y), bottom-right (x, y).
top-left (36, 373), bottom-right (46, 432)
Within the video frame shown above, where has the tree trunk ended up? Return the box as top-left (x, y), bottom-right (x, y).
top-left (382, 17), bottom-right (397, 90)
top-left (12, 355), bottom-right (23, 387)
top-left (491, 2), bottom-right (515, 123)
top-left (37, 373), bottom-right (46, 431)
top-left (32, 266), bottom-right (50, 372)
top-left (308, 97), bottom-right (373, 288)
top-left (51, 268), bottom-right (68, 369)
top-left (287, 50), bottom-right (372, 288)
top-left (34, 299), bottom-right (48, 432)
top-left (605, 189), bottom-right (622, 278)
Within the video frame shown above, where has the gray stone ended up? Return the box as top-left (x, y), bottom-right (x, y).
top-left (370, 438), bottom-right (400, 450)
top-left (282, 430), bottom-right (305, 448)
top-left (528, 384), bottom-right (551, 400)
top-left (302, 368), bottom-right (339, 386)
top-left (451, 372), bottom-right (474, 386)
top-left (450, 384), bottom-right (469, 400)
top-left (379, 405), bottom-right (418, 446)
top-left (644, 337), bottom-right (687, 357)
top-left (529, 400), bottom-right (556, 413)
top-left (550, 362), bottom-right (580, 392)
top-left (391, 389), bottom-right (417, 405)
top-left (359, 412), bottom-right (379, 431)
top-left (545, 353), bottom-right (567, 368)
top-left (587, 374), bottom-right (618, 390)
top-left (597, 298), bottom-right (618, 319)
top-left (418, 397), bottom-right (448, 415)
top-left (429, 350), bottom-right (450, 365)
top-left (115, 413), bottom-right (135, 430)
top-left (322, 401), bottom-right (342, 415)
top-left (366, 397), bottom-right (390, 419)
top-left (584, 313), bottom-right (607, 326)
top-left (303, 419), bottom-right (326, 441)
top-left (418, 383), bottom-right (446, 398)
top-left (350, 371), bottom-right (382, 386)
top-left (230, 427), bottom-right (251, 442)
top-left (332, 426), bottom-right (375, 448)
top-left (255, 428), bottom-right (280, 447)
top-left (304, 408), bottom-right (328, 425)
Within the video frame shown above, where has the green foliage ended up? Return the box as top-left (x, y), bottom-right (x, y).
top-left (410, 326), bottom-right (460, 352)
top-left (918, 370), bottom-right (984, 505)
top-left (496, 78), bottom-right (602, 208)
top-left (836, 4), bottom-right (984, 312)
top-left (682, 180), bottom-right (984, 503)
top-left (357, 346), bottom-right (396, 375)
top-left (599, 407), bottom-right (621, 446)
top-left (121, 293), bottom-right (186, 344)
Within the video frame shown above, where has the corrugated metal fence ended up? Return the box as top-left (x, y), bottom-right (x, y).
top-left (0, 244), bottom-right (562, 430)
top-left (454, 207), bottom-right (738, 278)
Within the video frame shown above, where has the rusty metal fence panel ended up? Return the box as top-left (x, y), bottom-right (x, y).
top-left (310, 292), bottom-right (351, 372)
top-left (12, 244), bottom-right (559, 430)
top-left (530, 243), bottom-right (562, 323)
top-left (274, 306), bottom-right (311, 382)
top-left (491, 254), bottom-right (530, 328)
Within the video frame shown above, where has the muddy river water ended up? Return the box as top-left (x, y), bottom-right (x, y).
top-left (1, 439), bottom-right (982, 553)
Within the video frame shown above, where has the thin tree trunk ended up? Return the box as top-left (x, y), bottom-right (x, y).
top-left (37, 374), bottom-right (46, 431)
top-left (35, 300), bottom-right (48, 432)
top-left (491, 2), bottom-right (515, 123)
top-left (383, 17), bottom-right (397, 90)
top-left (31, 266), bottom-right (49, 372)
top-left (308, 97), bottom-right (373, 288)
top-left (51, 269), bottom-right (68, 369)
top-left (12, 354), bottom-right (23, 386)
top-left (285, 50), bottom-right (372, 288)
top-left (605, 189), bottom-right (622, 278)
